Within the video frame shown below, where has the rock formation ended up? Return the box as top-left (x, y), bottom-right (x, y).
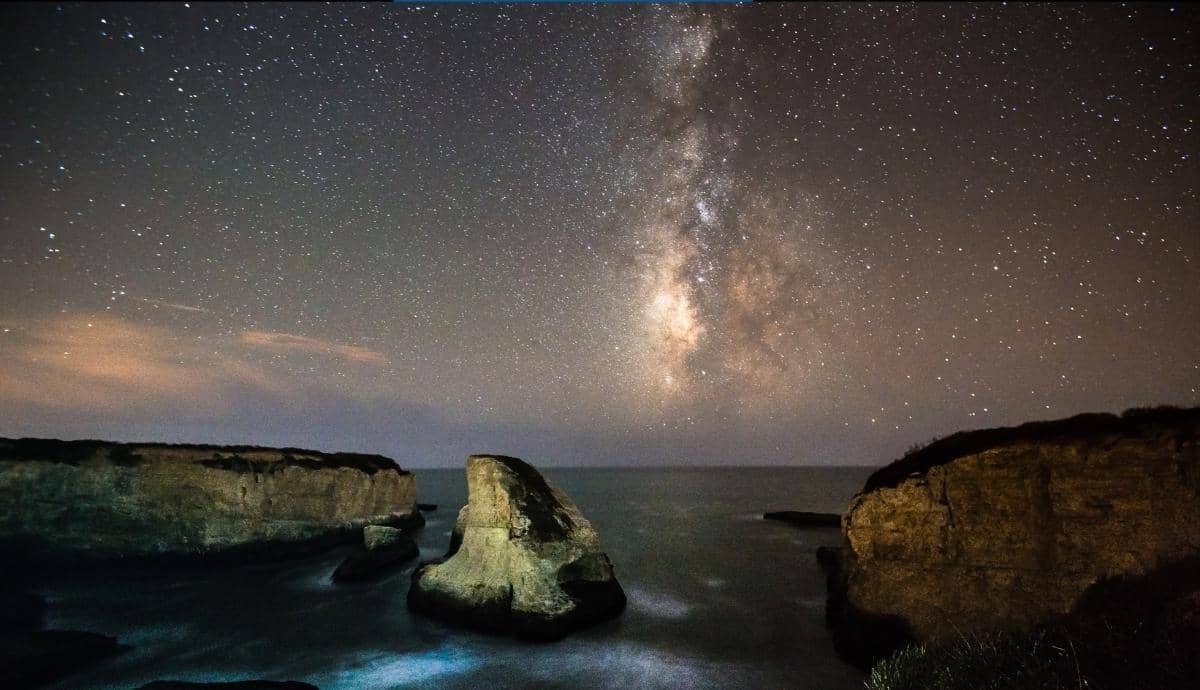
top-left (363, 525), bottom-right (406, 550)
top-left (825, 406), bottom-right (1200, 666)
top-left (331, 525), bottom-right (419, 583)
top-left (0, 438), bottom-right (421, 561)
top-left (137, 682), bottom-right (317, 689)
top-left (408, 454), bottom-right (625, 640)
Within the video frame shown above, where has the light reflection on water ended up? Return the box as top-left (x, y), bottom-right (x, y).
top-left (39, 466), bottom-right (871, 689)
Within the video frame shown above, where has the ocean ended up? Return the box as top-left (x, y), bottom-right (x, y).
top-left (40, 466), bottom-right (874, 689)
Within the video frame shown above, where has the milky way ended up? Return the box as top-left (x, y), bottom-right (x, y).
top-left (0, 4), bottom-right (1196, 466)
top-left (627, 10), bottom-right (857, 412)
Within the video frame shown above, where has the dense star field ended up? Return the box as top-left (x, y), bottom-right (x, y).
top-left (0, 4), bottom-right (1196, 467)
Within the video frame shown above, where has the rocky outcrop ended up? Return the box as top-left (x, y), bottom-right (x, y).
top-left (331, 525), bottom-right (419, 583)
top-left (408, 454), bottom-right (625, 640)
top-left (827, 406), bottom-right (1200, 666)
top-left (2, 629), bottom-right (127, 690)
top-left (0, 438), bottom-right (420, 561)
top-left (763, 511), bottom-right (841, 527)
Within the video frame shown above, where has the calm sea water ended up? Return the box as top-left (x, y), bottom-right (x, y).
top-left (40, 466), bottom-right (873, 689)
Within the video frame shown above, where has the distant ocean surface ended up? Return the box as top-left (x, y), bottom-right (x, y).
top-left (41, 466), bottom-right (875, 689)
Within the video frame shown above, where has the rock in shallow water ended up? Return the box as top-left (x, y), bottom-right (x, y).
top-left (363, 525), bottom-right (404, 551)
top-left (137, 682), bottom-right (317, 690)
top-left (0, 629), bottom-right (128, 690)
top-left (407, 454), bottom-right (625, 640)
top-left (763, 511), bottom-right (841, 528)
top-left (331, 526), bottom-right (419, 583)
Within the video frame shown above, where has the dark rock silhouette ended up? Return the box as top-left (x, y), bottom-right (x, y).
top-left (0, 590), bottom-right (128, 690)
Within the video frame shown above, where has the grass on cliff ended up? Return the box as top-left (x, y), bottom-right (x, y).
top-left (865, 630), bottom-right (1087, 690)
top-left (866, 557), bottom-right (1200, 690)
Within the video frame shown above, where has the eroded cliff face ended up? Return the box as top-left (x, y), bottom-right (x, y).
top-left (0, 438), bottom-right (419, 558)
top-left (831, 408), bottom-right (1200, 662)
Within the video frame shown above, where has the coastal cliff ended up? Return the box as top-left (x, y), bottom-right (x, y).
top-left (827, 407), bottom-right (1200, 666)
top-left (0, 438), bottom-right (420, 560)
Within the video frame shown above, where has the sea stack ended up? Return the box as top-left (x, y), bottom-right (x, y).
top-left (0, 438), bottom-right (421, 561)
top-left (408, 454), bottom-right (625, 640)
top-left (824, 406), bottom-right (1200, 666)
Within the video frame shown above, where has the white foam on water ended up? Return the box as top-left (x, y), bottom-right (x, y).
top-left (318, 647), bottom-right (479, 688)
top-left (523, 641), bottom-right (732, 689)
top-left (284, 563), bottom-right (339, 592)
top-left (625, 586), bottom-right (691, 619)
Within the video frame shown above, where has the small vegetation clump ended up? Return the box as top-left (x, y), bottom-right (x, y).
top-left (866, 557), bottom-right (1200, 690)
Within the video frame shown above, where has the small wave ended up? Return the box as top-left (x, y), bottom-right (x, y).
top-left (625, 587), bottom-right (691, 619)
top-left (319, 647), bottom-right (478, 688)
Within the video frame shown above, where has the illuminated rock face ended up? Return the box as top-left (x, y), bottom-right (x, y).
top-left (825, 408), bottom-right (1200, 665)
top-left (408, 454), bottom-right (625, 640)
top-left (0, 438), bottom-right (420, 559)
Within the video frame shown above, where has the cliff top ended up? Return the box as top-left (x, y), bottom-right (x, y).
top-left (0, 437), bottom-right (408, 475)
top-left (863, 405), bottom-right (1200, 493)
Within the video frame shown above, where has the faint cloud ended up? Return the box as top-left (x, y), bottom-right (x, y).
top-left (134, 297), bottom-right (209, 313)
top-left (0, 313), bottom-right (253, 412)
top-left (0, 314), bottom-right (388, 416)
top-left (239, 330), bottom-right (388, 365)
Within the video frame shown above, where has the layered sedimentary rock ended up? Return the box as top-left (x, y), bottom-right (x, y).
top-left (408, 454), bottom-right (625, 640)
top-left (827, 407), bottom-right (1200, 665)
top-left (0, 438), bottom-right (420, 559)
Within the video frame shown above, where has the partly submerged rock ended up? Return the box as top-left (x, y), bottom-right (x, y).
top-left (763, 511), bottom-right (841, 528)
top-left (0, 591), bottom-right (45, 634)
top-left (0, 590), bottom-right (130, 689)
top-left (137, 682), bottom-right (317, 690)
top-left (363, 525), bottom-right (405, 551)
top-left (408, 454), bottom-right (625, 640)
top-left (0, 438), bottom-right (421, 562)
top-left (331, 526), bottom-right (419, 583)
top-left (827, 406), bottom-right (1200, 667)
top-left (417, 503), bottom-right (438, 512)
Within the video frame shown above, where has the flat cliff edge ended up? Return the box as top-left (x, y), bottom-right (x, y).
top-left (0, 437), bottom-right (420, 560)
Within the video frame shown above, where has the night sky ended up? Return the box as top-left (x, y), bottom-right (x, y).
top-left (1, 3), bottom-right (1196, 468)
